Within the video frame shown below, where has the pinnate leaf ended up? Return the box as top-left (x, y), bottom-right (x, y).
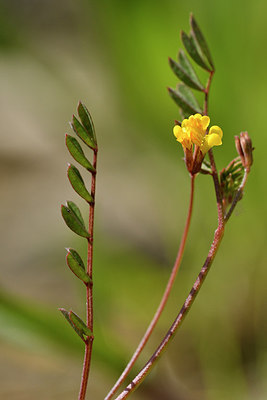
top-left (178, 50), bottom-right (204, 90)
top-left (77, 102), bottom-right (97, 146)
top-left (67, 164), bottom-right (94, 203)
top-left (169, 57), bottom-right (204, 92)
top-left (72, 115), bottom-right (96, 150)
top-left (65, 134), bottom-right (95, 173)
top-left (168, 84), bottom-right (202, 116)
top-left (69, 311), bottom-right (92, 337)
top-left (67, 201), bottom-right (85, 225)
top-left (66, 248), bottom-right (91, 284)
top-left (190, 14), bottom-right (214, 70)
top-left (181, 30), bottom-right (211, 72)
top-left (177, 83), bottom-right (202, 112)
top-left (59, 308), bottom-right (85, 340)
top-left (61, 202), bottom-right (90, 238)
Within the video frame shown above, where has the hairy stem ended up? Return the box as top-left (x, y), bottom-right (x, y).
top-left (105, 174), bottom-right (195, 400)
top-left (79, 149), bottom-right (98, 400)
top-left (114, 224), bottom-right (224, 400)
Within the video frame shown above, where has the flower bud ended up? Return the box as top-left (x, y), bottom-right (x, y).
top-left (235, 132), bottom-right (253, 171)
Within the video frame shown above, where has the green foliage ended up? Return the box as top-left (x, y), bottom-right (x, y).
top-left (59, 308), bottom-right (86, 341)
top-left (179, 50), bottom-right (204, 90)
top-left (66, 134), bottom-right (95, 172)
top-left (69, 311), bottom-right (93, 337)
top-left (190, 13), bottom-right (214, 71)
top-left (61, 202), bottom-right (90, 238)
top-left (181, 30), bottom-right (211, 72)
top-left (168, 14), bottom-right (213, 119)
top-left (67, 164), bottom-right (94, 203)
top-left (168, 84), bottom-right (202, 117)
top-left (66, 248), bottom-right (91, 284)
top-left (77, 102), bottom-right (97, 148)
top-left (59, 308), bottom-right (93, 341)
top-left (169, 58), bottom-right (201, 92)
top-left (72, 115), bottom-right (96, 150)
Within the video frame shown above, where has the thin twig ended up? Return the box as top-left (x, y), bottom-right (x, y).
top-left (114, 224), bottom-right (224, 400)
top-left (105, 174), bottom-right (195, 400)
top-left (78, 149), bottom-right (98, 400)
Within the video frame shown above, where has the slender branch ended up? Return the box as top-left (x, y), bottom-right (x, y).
top-left (79, 149), bottom-right (98, 400)
top-left (224, 168), bottom-right (249, 223)
top-left (105, 174), bottom-right (195, 400)
top-left (114, 224), bottom-right (224, 400)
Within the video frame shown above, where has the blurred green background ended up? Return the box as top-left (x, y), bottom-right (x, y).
top-left (0, 0), bottom-right (266, 399)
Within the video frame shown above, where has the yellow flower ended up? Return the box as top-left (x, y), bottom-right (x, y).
top-left (173, 113), bottom-right (223, 155)
top-left (201, 125), bottom-right (223, 154)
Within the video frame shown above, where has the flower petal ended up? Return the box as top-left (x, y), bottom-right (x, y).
top-left (173, 125), bottom-right (183, 141)
top-left (181, 118), bottom-right (189, 128)
top-left (206, 133), bottom-right (222, 147)
top-left (209, 125), bottom-right (223, 138)
top-left (201, 115), bottom-right (210, 130)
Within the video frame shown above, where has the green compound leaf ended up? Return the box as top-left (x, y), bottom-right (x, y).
top-left (61, 202), bottom-right (90, 238)
top-left (72, 115), bottom-right (96, 150)
top-left (181, 30), bottom-right (211, 72)
top-left (169, 55), bottom-right (204, 91)
top-left (67, 164), bottom-right (94, 203)
top-left (190, 14), bottom-right (214, 71)
top-left (177, 83), bottom-right (202, 113)
top-left (59, 308), bottom-right (85, 340)
top-left (69, 311), bottom-right (93, 337)
top-left (178, 50), bottom-right (205, 91)
top-left (65, 134), bottom-right (95, 173)
top-left (67, 201), bottom-right (85, 226)
top-left (66, 248), bottom-right (91, 284)
top-left (77, 102), bottom-right (97, 147)
top-left (168, 84), bottom-right (202, 116)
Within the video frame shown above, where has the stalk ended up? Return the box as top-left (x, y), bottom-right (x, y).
top-left (114, 224), bottom-right (224, 400)
top-left (78, 149), bottom-right (98, 400)
top-left (105, 174), bottom-right (195, 399)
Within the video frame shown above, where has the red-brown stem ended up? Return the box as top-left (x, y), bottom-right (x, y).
top-left (105, 174), bottom-right (195, 400)
top-left (114, 224), bottom-right (224, 400)
top-left (112, 68), bottom-right (227, 400)
top-left (78, 149), bottom-right (98, 400)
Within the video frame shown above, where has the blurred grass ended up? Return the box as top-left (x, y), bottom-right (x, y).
top-left (0, 0), bottom-right (266, 399)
